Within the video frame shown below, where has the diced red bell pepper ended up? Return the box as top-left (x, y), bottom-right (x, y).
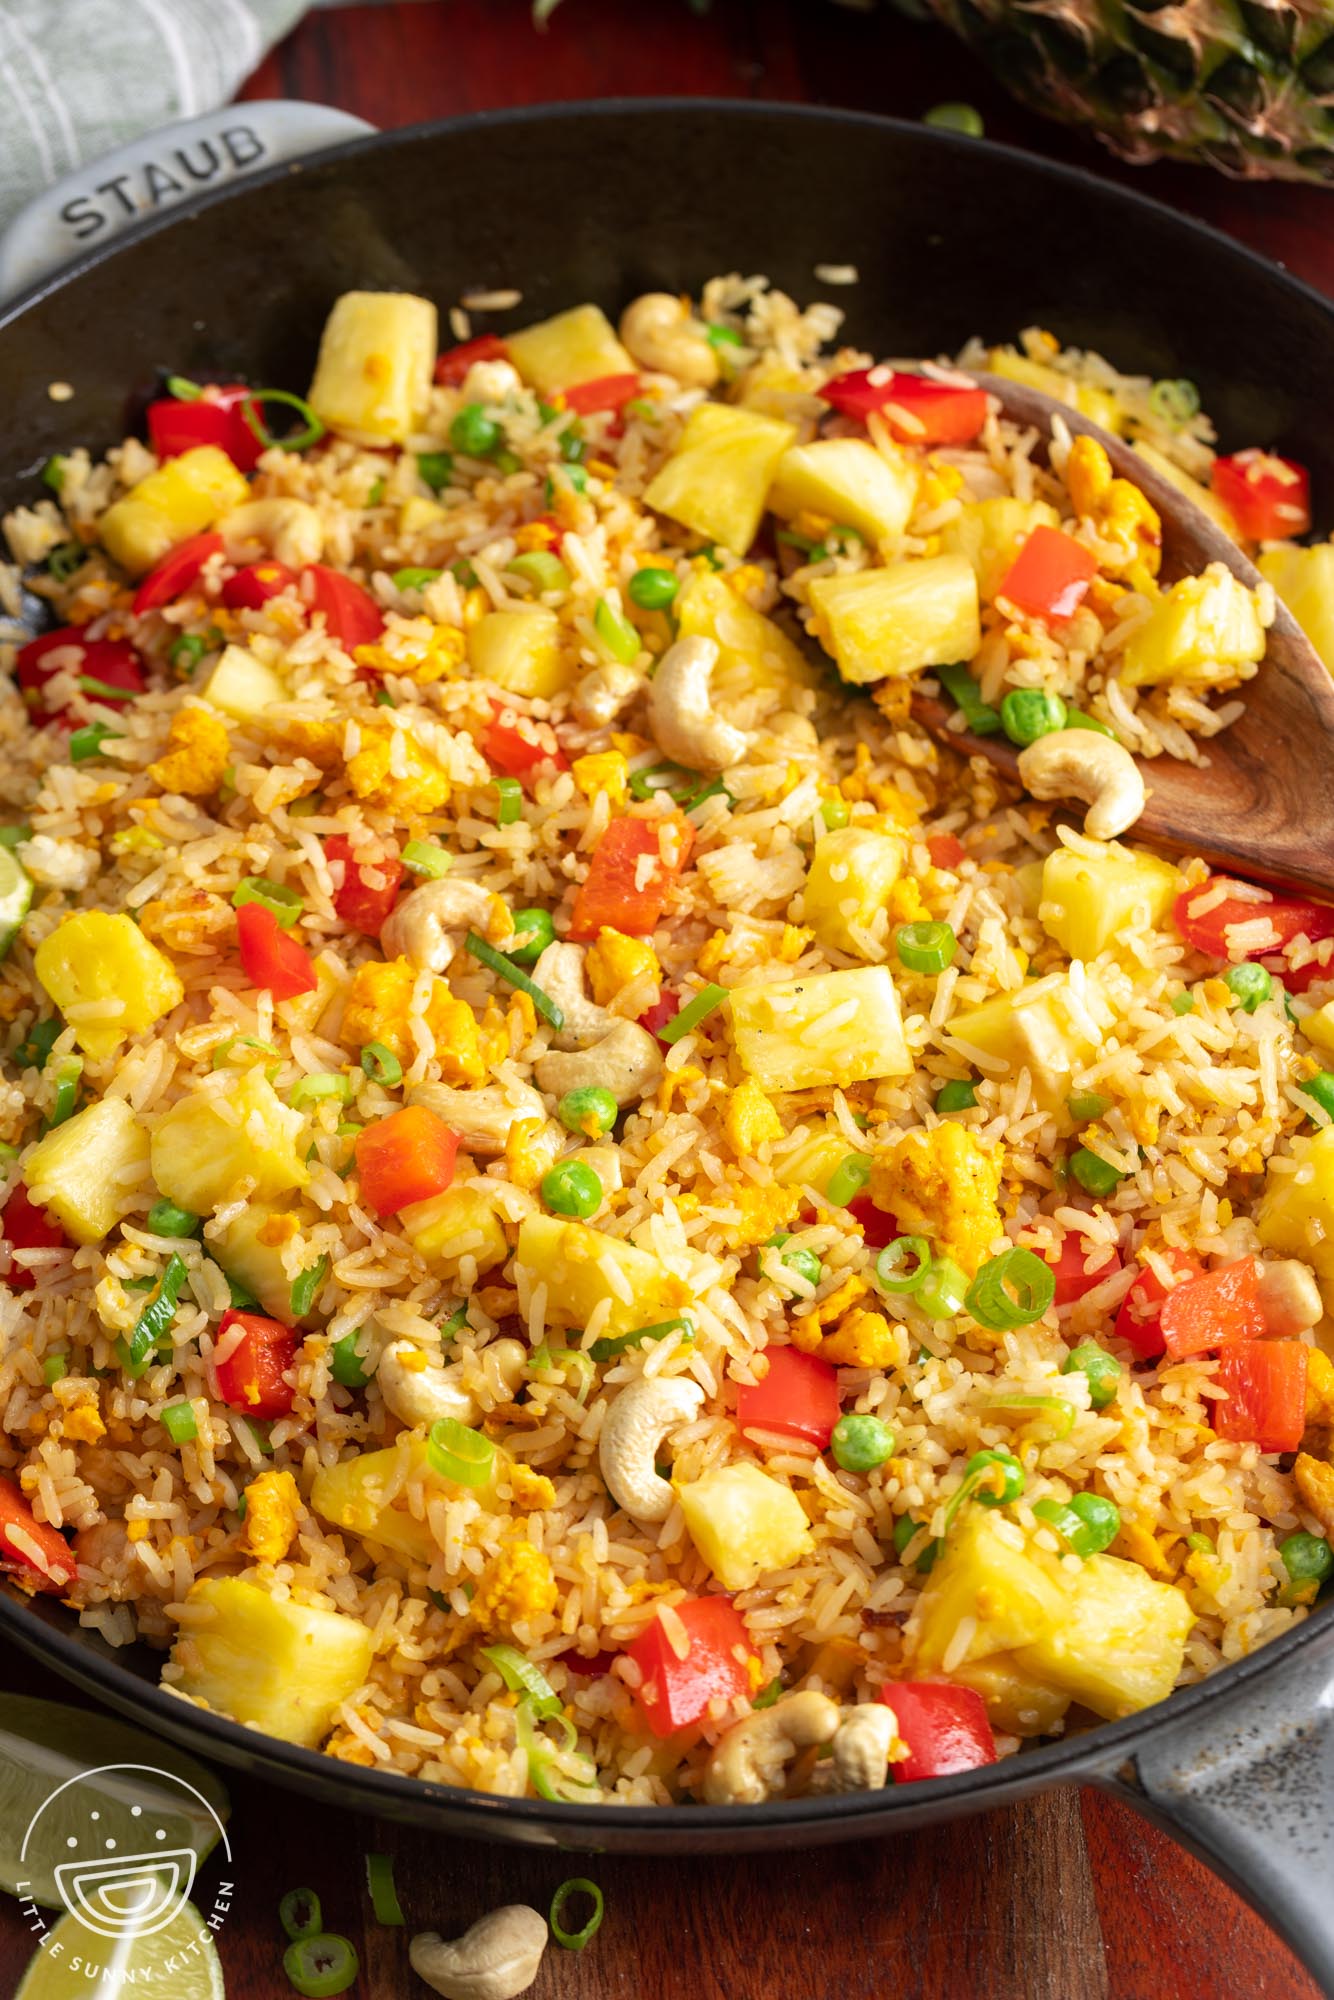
top-left (639, 992), bottom-right (682, 1042)
top-left (568, 813), bottom-right (694, 941)
top-left (1113, 1249), bottom-right (1204, 1360)
top-left (236, 902), bottom-right (317, 1001)
top-left (847, 1196), bottom-right (899, 1251)
top-left (737, 1345), bottom-right (840, 1450)
top-left (926, 833), bottom-right (967, 872)
top-left (1211, 1340), bottom-right (1308, 1454)
top-left (883, 1681), bottom-right (997, 1782)
top-left (562, 373), bottom-right (641, 417)
top-left (998, 525), bottom-right (1097, 622)
top-left (146, 384), bottom-right (263, 475)
top-left (434, 333), bottom-right (511, 387)
top-left (15, 627), bottom-right (145, 723)
top-left (1173, 879), bottom-right (1334, 973)
top-left (304, 564), bottom-right (385, 650)
top-left (324, 833), bottom-right (402, 937)
top-left (355, 1106), bottom-right (459, 1219)
top-left (1211, 450), bottom-right (1311, 542)
top-left (222, 560), bottom-right (298, 612)
top-left (214, 1309), bottom-right (299, 1418)
top-left (820, 369), bottom-right (988, 446)
top-left (555, 1647), bottom-right (618, 1678)
top-left (1160, 1255), bottom-right (1266, 1361)
top-left (132, 532), bottom-right (225, 616)
top-left (1, 1185), bottom-right (67, 1292)
top-left (482, 699), bottom-right (569, 781)
top-left (0, 1474), bottom-right (75, 1593)
top-left (1047, 1232), bottom-right (1122, 1308)
top-left (627, 1596), bottom-right (756, 1737)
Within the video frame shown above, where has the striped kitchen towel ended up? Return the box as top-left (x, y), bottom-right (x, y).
top-left (0, 0), bottom-right (308, 231)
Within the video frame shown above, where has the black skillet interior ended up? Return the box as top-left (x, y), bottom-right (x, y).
top-left (1, 102), bottom-right (1333, 1847)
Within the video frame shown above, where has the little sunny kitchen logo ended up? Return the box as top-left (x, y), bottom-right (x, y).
top-left (15, 1763), bottom-right (232, 1985)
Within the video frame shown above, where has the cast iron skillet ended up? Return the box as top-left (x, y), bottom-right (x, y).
top-left (1, 100), bottom-right (1332, 1988)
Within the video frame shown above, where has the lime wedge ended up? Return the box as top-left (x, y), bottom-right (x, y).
top-left (14, 1899), bottom-right (224, 2000)
top-left (0, 1696), bottom-right (229, 1909)
top-left (0, 845), bottom-right (32, 957)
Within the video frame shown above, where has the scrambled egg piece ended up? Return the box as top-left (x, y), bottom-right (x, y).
top-left (586, 926), bottom-right (659, 1006)
top-left (471, 1541), bottom-right (558, 1634)
top-left (820, 1306), bottom-right (901, 1369)
top-left (1065, 434), bottom-right (1162, 581)
top-left (779, 924), bottom-right (812, 963)
top-left (1112, 1515), bottom-right (1172, 1579)
top-left (242, 1469), bottom-right (303, 1564)
top-left (510, 1465), bottom-right (557, 1511)
top-left (147, 707), bottom-right (230, 797)
top-left (1305, 1347), bottom-right (1334, 1438)
top-left (730, 1183), bottom-right (802, 1249)
top-left (346, 718), bottom-right (451, 814)
top-left (723, 1079), bottom-right (784, 1156)
top-left (341, 956), bottom-right (483, 1079)
top-left (354, 626), bottom-right (466, 686)
top-left (267, 713), bottom-right (344, 771)
top-left (571, 751), bottom-right (628, 807)
top-left (870, 1123), bottom-right (1004, 1277)
top-left (1294, 1453), bottom-right (1334, 1539)
top-left (790, 1273), bottom-right (871, 1354)
top-left (887, 877), bottom-right (929, 926)
top-left (62, 1398), bottom-right (106, 1445)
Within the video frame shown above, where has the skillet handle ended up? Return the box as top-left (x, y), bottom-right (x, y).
top-left (0, 100), bottom-right (374, 309)
top-left (1089, 1613), bottom-right (1334, 1995)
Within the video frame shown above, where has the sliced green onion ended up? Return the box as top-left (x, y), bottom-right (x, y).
top-left (40, 456), bottom-right (66, 493)
top-left (1034, 1491), bottom-right (1120, 1557)
top-left (69, 723), bottom-right (120, 763)
top-left (985, 1392), bottom-right (1076, 1440)
top-left (48, 1055), bottom-right (82, 1128)
top-left (660, 983), bottom-right (729, 1046)
top-left (589, 1315), bottom-right (693, 1364)
top-left (1149, 378), bottom-right (1201, 428)
top-left (164, 374), bottom-right (203, 402)
top-left (390, 566), bottom-right (442, 593)
top-left (935, 1078), bottom-right (977, 1113)
top-left (17, 1017), bottom-right (61, 1071)
top-left (161, 1401), bottom-right (198, 1445)
top-left (279, 1888), bottom-right (323, 1943)
top-left (629, 759), bottom-right (703, 803)
top-left (917, 1255), bottom-right (968, 1320)
top-left (1067, 1090), bottom-right (1110, 1123)
top-left (225, 1273), bottom-right (260, 1311)
top-left (628, 565), bottom-right (679, 611)
top-left (1064, 706), bottom-right (1115, 738)
top-left (517, 1698), bottom-right (597, 1802)
top-left (706, 321), bottom-right (744, 351)
top-left (943, 1447), bottom-right (1025, 1531)
top-left (507, 551), bottom-right (570, 594)
top-left (465, 930), bottom-right (564, 1030)
top-left (329, 1331), bottom-right (372, 1389)
top-left (875, 1235), bottom-right (932, 1295)
top-left (232, 876), bottom-right (303, 929)
top-left (125, 1252), bottom-right (190, 1375)
top-left (440, 1302), bottom-right (469, 1341)
top-left (508, 908), bottom-right (555, 967)
top-left (529, 1344), bottom-right (595, 1400)
top-left (364, 1852), bottom-right (404, 1926)
top-left (290, 1072), bottom-right (354, 1110)
top-left (212, 1033), bottom-right (278, 1071)
top-left (594, 596), bottom-right (640, 665)
top-left (924, 101), bottom-right (984, 135)
top-left (76, 673), bottom-right (136, 703)
top-left (966, 1247), bottom-right (1056, 1330)
top-left (545, 463), bottom-right (588, 505)
top-left (549, 1877), bottom-right (604, 1952)
top-left (146, 1198), bottom-right (200, 1238)
top-left (494, 775), bottom-right (523, 826)
top-left (1030, 1497), bottom-right (1084, 1546)
top-left (48, 542), bottom-right (85, 583)
top-left (281, 1933), bottom-right (358, 1997)
top-left (417, 450), bottom-right (454, 493)
top-left (365, 477), bottom-right (385, 507)
top-left (360, 1041), bottom-right (403, 1087)
top-left (41, 1353), bottom-right (68, 1386)
top-left (825, 1152), bottom-right (872, 1208)
top-left (752, 1677), bottom-right (783, 1708)
top-left (169, 631), bottom-right (210, 673)
top-left (241, 389), bottom-right (325, 454)
top-left (892, 1514), bottom-right (940, 1572)
top-left (1069, 1147), bottom-right (1125, 1198)
top-left (0, 825), bottom-right (29, 851)
top-left (481, 1642), bottom-right (561, 1719)
top-left (290, 1254), bottom-right (328, 1319)
top-left (936, 661), bottom-right (1001, 736)
top-left (896, 921), bottom-right (957, 975)
top-left (426, 1416), bottom-right (495, 1488)
top-left (1301, 1071), bottom-right (1334, 1121)
top-left (401, 839), bottom-right (450, 879)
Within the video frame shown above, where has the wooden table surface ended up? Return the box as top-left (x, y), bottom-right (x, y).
top-left (2, 3), bottom-right (1329, 1996)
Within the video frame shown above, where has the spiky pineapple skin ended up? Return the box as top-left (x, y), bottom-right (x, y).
top-left (922, 0), bottom-right (1334, 181)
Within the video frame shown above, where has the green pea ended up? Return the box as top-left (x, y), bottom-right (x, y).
top-left (509, 908), bottom-right (555, 966)
top-left (1225, 962), bottom-right (1272, 1013)
top-left (1171, 990), bottom-right (1195, 1015)
top-left (541, 1159), bottom-right (603, 1219)
top-left (819, 797), bottom-right (850, 831)
top-left (831, 1413), bottom-right (895, 1473)
top-left (329, 1332), bottom-right (372, 1390)
top-left (1000, 688), bottom-right (1067, 746)
top-left (417, 450), bottom-right (454, 492)
top-left (627, 566), bottom-right (679, 611)
top-left (934, 1078), bottom-right (977, 1114)
top-left (780, 1246), bottom-right (823, 1288)
top-left (557, 1086), bottom-right (618, 1139)
top-left (1278, 1529), bottom-right (1332, 1606)
top-left (450, 404), bottom-right (502, 458)
top-left (967, 1447), bottom-right (1025, 1507)
top-left (1067, 1491), bottom-right (1120, 1555)
top-left (1302, 1071), bottom-right (1334, 1121)
top-left (1061, 1341), bottom-right (1122, 1410)
top-left (892, 1514), bottom-right (939, 1572)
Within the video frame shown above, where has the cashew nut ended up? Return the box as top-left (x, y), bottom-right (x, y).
top-left (648, 636), bottom-right (748, 775)
top-left (598, 1375), bottom-right (704, 1522)
top-left (534, 1019), bottom-right (663, 1107)
top-left (377, 1336), bottom-right (526, 1428)
top-left (409, 1905), bottom-right (547, 2000)
top-left (1257, 1258), bottom-right (1324, 1336)
top-left (1016, 729), bottom-right (1146, 841)
top-left (619, 292), bottom-right (719, 389)
top-left (573, 660), bottom-right (643, 728)
top-left (221, 497), bottom-right (325, 569)
top-left (380, 876), bottom-right (514, 975)
top-left (831, 1702), bottom-right (898, 1794)
top-left (529, 942), bottom-right (613, 1049)
top-left (701, 1690), bottom-right (841, 1805)
top-left (408, 1080), bottom-right (547, 1155)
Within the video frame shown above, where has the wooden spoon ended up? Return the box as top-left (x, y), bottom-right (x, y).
top-left (910, 372), bottom-right (1334, 899)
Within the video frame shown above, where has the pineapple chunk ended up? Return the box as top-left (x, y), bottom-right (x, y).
top-left (151, 1070), bottom-right (308, 1217)
top-left (169, 1575), bottom-right (373, 1749)
top-left (906, 1510), bottom-right (1069, 1670)
top-left (941, 497), bottom-right (1059, 601)
top-left (100, 445), bottom-right (249, 577)
top-left (34, 912), bottom-right (183, 1061)
top-left (951, 1652), bottom-right (1072, 1737)
top-left (311, 1438), bottom-right (438, 1564)
top-left (643, 403), bottom-right (796, 556)
top-left (306, 290), bottom-right (437, 446)
top-left (677, 1462), bottom-right (813, 1590)
top-left (802, 826), bottom-right (904, 958)
top-left (1259, 544), bottom-right (1334, 677)
top-left (807, 556), bottom-right (980, 685)
top-left (946, 969), bottom-right (1111, 1110)
top-left (1301, 998), bottom-right (1334, 1059)
top-left (730, 966), bottom-right (910, 1092)
top-left (203, 644), bottom-right (289, 722)
top-left (986, 348), bottom-right (1122, 434)
top-left (1014, 1553), bottom-right (1192, 1719)
top-left (506, 304), bottom-right (633, 394)
top-left (769, 437), bottom-right (919, 546)
top-left (211, 1202), bottom-right (304, 1323)
top-left (1040, 840), bottom-right (1181, 961)
top-left (1120, 564), bottom-right (1265, 688)
top-left (675, 570), bottom-right (820, 697)
top-left (24, 1097), bottom-right (149, 1245)
top-left (771, 1121), bottom-right (859, 1197)
top-left (468, 608), bottom-right (570, 699)
top-left (401, 1185), bottom-right (509, 1283)
top-left (1257, 1125), bottom-right (1334, 1307)
top-left (732, 357), bottom-right (816, 422)
top-left (514, 1212), bottom-right (676, 1338)
top-left (1133, 442), bottom-right (1239, 539)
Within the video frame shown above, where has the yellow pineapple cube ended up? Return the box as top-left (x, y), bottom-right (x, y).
top-left (808, 555), bottom-right (980, 685)
top-left (1259, 544), bottom-right (1334, 676)
top-left (1040, 840), bottom-right (1181, 961)
top-left (211, 1202), bottom-right (305, 1323)
top-left (169, 1575), bottom-right (373, 1748)
top-left (946, 970), bottom-right (1111, 1110)
top-left (643, 403), bottom-right (797, 556)
top-left (941, 497), bottom-right (1059, 601)
top-left (732, 357), bottom-right (816, 422)
top-left (1120, 564), bottom-right (1265, 688)
top-left (506, 304), bottom-right (633, 394)
top-left (951, 1652), bottom-right (1072, 1737)
top-left (675, 570), bottom-right (820, 697)
top-left (311, 1437), bottom-right (438, 1563)
top-left (907, 1511), bottom-right (1069, 1670)
top-left (514, 1213), bottom-right (675, 1337)
top-left (986, 348), bottom-right (1122, 434)
top-left (677, 1462), bottom-right (813, 1589)
top-left (34, 912), bottom-right (183, 1061)
top-left (100, 446), bottom-right (249, 577)
top-left (770, 1121), bottom-right (860, 1197)
top-left (1014, 1553), bottom-right (1192, 1718)
top-left (802, 826), bottom-right (904, 958)
top-left (24, 1097), bottom-right (149, 1244)
top-left (1257, 1125), bottom-right (1334, 1307)
top-left (769, 436), bottom-right (919, 545)
top-left (203, 644), bottom-right (289, 723)
top-left (468, 607), bottom-right (570, 698)
top-left (1300, 998), bottom-right (1334, 1058)
top-left (306, 290), bottom-right (437, 446)
top-left (400, 1185), bottom-right (509, 1282)
top-left (1132, 442), bottom-right (1239, 538)
top-left (151, 1070), bottom-right (308, 1216)
top-left (730, 966), bottom-right (910, 1091)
